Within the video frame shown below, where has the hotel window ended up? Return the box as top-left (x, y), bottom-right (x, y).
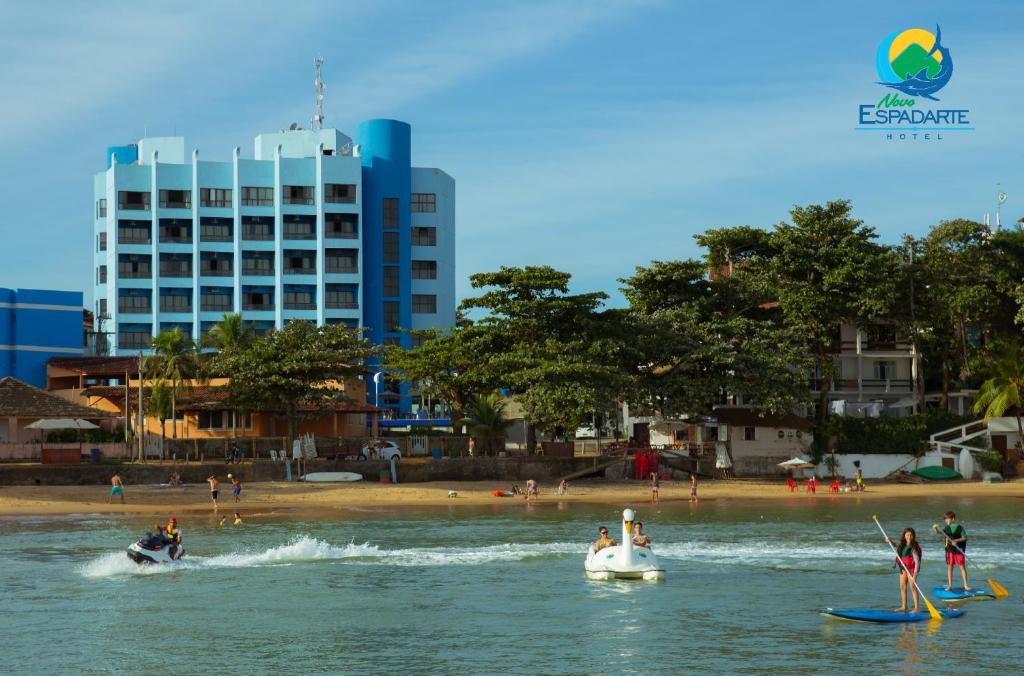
top-left (200, 188), bottom-right (232, 208)
top-left (284, 252), bottom-right (315, 274)
top-left (325, 286), bottom-right (357, 309)
top-left (325, 212), bottom-right (358, 238)
top-left (158, 189), bottom-right (191, 209)
top-left (873, 360), bottom-right (897, 381)
top-left (325, 250), bottom-right (358, 274)
top-left (412, 260), bottom-right (437, 280)
top-left (412, 294), bottom-right (436, 314)
top-left (241, 216), bottom-right (274, 240)
top-left (411, 193), bottom-right (436, 213)
top-left (200, 217), bottom-right (232, 242)
top-left (384, 301), bottom-right (400, 332)
top-left (118, 254), bottom-right (152, 279)
top-left (383, 197), bottom-right (399, 229)
top-left (99, 298), bottom-right (107, 317)
top-left (118, 292), bottom-right (151, 313)
top-left (159, 219), bottom-right (192, 243)
top-left (383, 267), bottom-right (399, 297)
top-left (98, 265), bottom-right (107, 284)
top-left (159, 254), bottom-right (192, 278)
top-left (119, 327), bottom-right (152, 349)
top-left (118, 220), bottom-right (151, 244)
top-left (98, 232), bottom-right (107, 251)
top-left (160, 291), bottom-right (192, 313)
top-left (412, 226), bottom-right (436, 246)
top-left (383, 232), bottom-right (399, 263)
top-left (284, 289), bottom-right (315, 310)
top-left (118, 191), bottom-right (150, 211)
top-left (242, 252), bottom-right (274, 276)
top-left (283, 215), bottom-right (316, 240)
top-left (324, 183), bottom-right (356, 204)
top-left (243, 290), bottom-right (274, 311)
top-left (200, 253), bottom-right (232, 276)
top-left (283, 185), bottom-right (314, 205)
top-left (96, 198), bottom-right (107, 218)
top-left (241, 186), bottom-right (274, 207)
top-left (199, 410), bottom-right (252, 430)
top-left (200, 290), bottom-right (232, 312)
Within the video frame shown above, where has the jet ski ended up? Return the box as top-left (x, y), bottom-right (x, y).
top-left (127, 532), bottom-right (185, 564)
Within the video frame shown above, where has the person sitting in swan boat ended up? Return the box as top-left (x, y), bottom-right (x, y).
top-left (594, 526), bottom-right (617, 552)
top-left (632, 522), bottom-right (651, 548)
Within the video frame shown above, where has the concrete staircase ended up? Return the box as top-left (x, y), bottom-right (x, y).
top-left (928, 419), bottom-right (989, 455)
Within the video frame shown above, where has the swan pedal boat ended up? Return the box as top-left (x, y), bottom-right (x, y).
top-left (585, 508), bottom-right (665, 581)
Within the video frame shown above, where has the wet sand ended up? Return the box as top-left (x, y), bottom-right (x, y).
top-left (0, 478), bottom-right (1021, 517)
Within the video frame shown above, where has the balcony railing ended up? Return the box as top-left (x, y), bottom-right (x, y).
top-left (325, 264), bottom-right (358, 274)
top-left (200, 266), bottom-right (232, 277)
top-left (325, 229), bottom-right (357, 239)
top-left (284, 267), bottom-right (315, 275)
top-left (160, 266), bottom-right (192, 278)
top-left (118, 234), bottom-right (151, 245)
top-left (159, 301), bottom-right (193, 313)
top-left (243, 302), bottom-right (274, 311)
top-left (119, 269), bottom-right (152, 279)
top-left (810, 378), bottom-right (914, 393)
top-left (119, 303), bottom-right (152, 314)
top-left (284, 301), bottom-right (316, 310)
top-left (119, 335), bottom-right (151, 349)
top-left (201, 302), bottom-right (233, 312)
top-left (242, 267), bottom-right (273, 277)
top-left (283, 230), bottom-right (316, 240)
top-left (326, 301), bottom-right (358, 309)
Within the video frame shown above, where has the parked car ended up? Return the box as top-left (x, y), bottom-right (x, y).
top-left (360, 440), bottom-right (401, 461)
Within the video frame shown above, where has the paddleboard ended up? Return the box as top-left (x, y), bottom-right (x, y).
top-left (932, 586), bottom-right (996, 601)
top-left (822, 607), bottom-right (965, 623)
top-left (302, 472), bottom-right (363, 482)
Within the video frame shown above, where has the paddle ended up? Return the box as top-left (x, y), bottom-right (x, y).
top-left (872, 515), bottom-right (942, 621)
top-left (932, 525), bottom-right (1010, 598)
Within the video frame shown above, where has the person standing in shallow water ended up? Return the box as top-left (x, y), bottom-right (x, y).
top-left (650, 471), bottom-right (659, 503)
top-left (689, 473), bottom-right (698, 502)
top-left (207, 475), bottom-right (219, 512)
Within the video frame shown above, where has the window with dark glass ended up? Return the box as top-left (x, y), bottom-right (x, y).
top-left (383, 267), bottom-right (399, 297)
top-left (201, 288), bottom-right (232, 312)
top-left (325, 212), bottom-right (358, 238)
top-left (200, 252), bottom-right (232, 276)
top-left (118, 254), bottom-right (152, 279)
top-left (383, 197), bottom-right (399, 229)
top-left (159, 253), bottom-right (192, 278)
top-left (160, 290), bottom-right (192, 313)
top-left (118, 220), bottom-right (151, 244)
top-left (200, 217), bottom-right (232, 242)
top-left (412, 226), bottom-right (436, 246)
top-left (118, 290), bottom-right (152, 313)
top-left (283, 215), bottom-right (316, 240)
top-left (200, 188), bottom-right (232, 208)
top-left (325, 249), bottom-right (358, 274)
top-left (159, 189), bottom-right (191, 209)
top-left (383, 232), bottom-right (399, 263)
top-left (411, 193), bottom-right (436, 213)
top-left (243, 289), bottom-right (274, 311)
top-left (98, 265), bottom-right (107, 284)
top-left (241, 216), bottom-right (274, 240)
top-left (325, 285), bottom-right (357, 309)
top-left (119, 325), bottom-right (152, 349)
top-left (242, 252), bottom-right (274, 276)
top-left (118, 191), bottom-right (150, 211)
top-left (412, 260), bottom-right (437, 280)
top-left (384, 301), bottom-right (400, 332)
top-left (283, 185), bottom-right (314, 205)
top-left (99, 298), bottom-right (107, 317)
top-left (99, 232), bottom-right (107, 251)
top-left (159, 218), bottom-right (192, 243)
top-left (325, 184), bottom-right (356, 204)
top-left (412, 294), bottom-right (437, 314)
top-left (241, 187), bottom-right (274, 207)
top-left (284, 288), bottom-right (315, 310)
top-left (97, 198), bottom-right (107, 218)
top-left (284, 251), bottom-right (315, 274)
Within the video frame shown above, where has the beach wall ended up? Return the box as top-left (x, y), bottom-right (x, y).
top-left (814, 450), bottom-right (964, 479)
top-left (0, 442), bottom-right (132, 462)
top-left (0, 456), bottom-right (608, 486)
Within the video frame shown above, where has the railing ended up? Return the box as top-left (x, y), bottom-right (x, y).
top-left (243, 303), bottom-right (274, 311)
top-left (326, 229), bottom-right (357, 239)
top-left (118, 235), bottom-right (152, 245)
top-left (284, 267), bottom-right (315, 275)
top-left (119, 335), bottom-right (151, 349)
top-left (929, 419), bottom-right (989, 444)
top-left (200, 233), bottom-right (233, 242)
top-left (325, 264), bottom-right (358, 274)
top-left (201, 303), bottom-right (233, 312)
top-left (119, 270), bottom-right (152, 279)
top-left (283, 231), bottom-right (316, 240)
top-left (159, 302), bottom-right (193, 313)
top-left (242, 267), bottom-right (274, 276)
top-left (326, 301), bottom-right (358, 309)
top-left (284, 302), bottom-right (316, 310)
top-left (241, 230), bottom-right (273, 241)
top-left (159, 200), bottom-right (191, 209)
top-left (200, 267), bottom-right (232, 277)
top-left (810, 378), bottom-right (913, 393)
top-left (159, 267), bottom-right (192, 278)
top-left (118, 304), bottom-right (152, 314)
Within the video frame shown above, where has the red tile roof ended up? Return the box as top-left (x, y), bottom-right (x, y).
top-left (0, 377), bottom-right (116, 419)
top-left (48, 356), bottom-right (140, 378)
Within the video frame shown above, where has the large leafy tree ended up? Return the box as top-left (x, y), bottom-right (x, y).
top-left (147, 328), bottom-right (200, 439)
top-left (973, 342), bottom-right (1024, 474)
top-left (210, 321), bottom-right (379, 450)
top-left (201, 313), bottom-right (255, 353)
top-left (460, 266), bottom-right (630, 451)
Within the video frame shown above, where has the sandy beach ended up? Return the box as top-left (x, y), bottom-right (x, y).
top-left (1, 478), bottom-right (1021, 517)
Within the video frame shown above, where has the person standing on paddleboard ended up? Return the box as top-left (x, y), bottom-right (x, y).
top-left (886, 527), bottom-right (922, 613)
top-left (933, 511), bottom-right (970, 591)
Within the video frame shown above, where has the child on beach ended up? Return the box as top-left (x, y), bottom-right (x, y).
top-left (933, 511), bottom-right (970, 591)
top-left (229, 474), bottom-right (242, 502)
top-left (689, 473), bottom-right (698, 502)
top-left (887, 527), bottom-right (923, 613)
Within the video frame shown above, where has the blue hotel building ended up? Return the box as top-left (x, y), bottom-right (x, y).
top-left (0, 289), bottom-right (84, 387)
top-left (93, 119), bottom-right (454, 413)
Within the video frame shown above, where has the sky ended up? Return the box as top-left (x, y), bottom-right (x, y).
top-left (1, 0), bottom-right (1021, 308)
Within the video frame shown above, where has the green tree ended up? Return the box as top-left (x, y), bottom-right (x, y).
top-left (460, 266), bottom-right (630, 452)
top-left (145, 381), bottom-right (174, 457)
top-left (201, 313), bottom-right (255, 353)
top-left (973, 342), bottom-right (1024, 473)
top-left (461, 393), bottom-right (515, 454)
top-left (148, 328), bottom-right (200, 439)
top-left (210, 321), bottom-right (379, 450)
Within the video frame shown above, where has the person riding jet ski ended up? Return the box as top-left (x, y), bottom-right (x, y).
top-left (163, 516), bottom-right (182, 560)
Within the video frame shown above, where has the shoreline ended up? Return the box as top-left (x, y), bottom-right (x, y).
top-left (0, 479), bottom-right (1021, 518)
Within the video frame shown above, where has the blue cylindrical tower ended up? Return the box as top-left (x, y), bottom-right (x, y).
top-left (357, 119), bottom-right (412, 412)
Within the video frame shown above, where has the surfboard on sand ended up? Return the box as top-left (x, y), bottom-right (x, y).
top-left (821, 607), bottom-right (965, 623)
top-left (301, 472), bottom-right (363, 482)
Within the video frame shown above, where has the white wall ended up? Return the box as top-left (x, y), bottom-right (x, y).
top-left (815, 449), bottom-right (966, 479)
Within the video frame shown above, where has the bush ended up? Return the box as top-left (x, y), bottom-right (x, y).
top-left (975, 450), bottom-right (1003, 473)
top-left (45, 426), bottom-right (126, 443)
top-left (819, 412), bottom-right (973, 456)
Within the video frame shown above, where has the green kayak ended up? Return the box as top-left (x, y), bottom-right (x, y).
top-left (911, 465), bottom-right (963, 481)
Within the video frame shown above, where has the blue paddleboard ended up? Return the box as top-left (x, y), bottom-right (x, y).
top-left (823, 607), bottom-right (965, 623)
top-left (932, 586), bottom-right (995, 601)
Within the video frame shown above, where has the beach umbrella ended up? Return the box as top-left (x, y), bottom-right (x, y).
top-left (777, 457), bottom-right (815, 469)
top-left (26, 418), bottom-right (100, 430)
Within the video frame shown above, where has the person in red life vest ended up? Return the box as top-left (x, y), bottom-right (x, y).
top-left (933, 510), bottom-right (971, 591)
top-left (886, 527), bottom-right (922, 613)
top-left (786, 477), bottom-right (796, 493)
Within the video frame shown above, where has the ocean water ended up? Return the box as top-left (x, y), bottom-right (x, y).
top-left (1, 496), bottom-right (1022, 674)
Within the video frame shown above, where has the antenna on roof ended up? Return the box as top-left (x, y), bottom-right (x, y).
top-left (312, 55), bottom-right (326, 131)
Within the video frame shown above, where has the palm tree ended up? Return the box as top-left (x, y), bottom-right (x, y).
top-left (973, 343), bottom-right (1024, 472)
top-left (148, 328), bottom-right (199, 439)
top-left (461, 393), bottom-right (514, 455)
top-left (146, 382), bottom-right (174, 458)
top-left (201, 313), bottom-right (254, 353)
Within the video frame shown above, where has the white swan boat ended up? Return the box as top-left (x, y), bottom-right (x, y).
top-left (585, 508), bottom-right (665, 581)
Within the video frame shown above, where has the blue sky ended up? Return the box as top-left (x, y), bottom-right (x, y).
top-left (1, 0), bottom-right (1021, 308)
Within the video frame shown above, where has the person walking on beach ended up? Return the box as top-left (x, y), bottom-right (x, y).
top-left (525, 479), bottom-right (538, 501)
top-left (855, 465), bottom-right (864, 492)
top-left (689, 473), bottom-right (698, 502)
top-left (650, 471), bottom-right (659, 504)
top-left (887, 527), bottom-right (922, 613)
top-left (933, 511), bottom-right (970, 591)
top-left (207, 475), bottom-right (219, 512)
top-left (229, 473), bottom-right (241, 502)
top-left (107, 472), bottom-right (125, 504)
